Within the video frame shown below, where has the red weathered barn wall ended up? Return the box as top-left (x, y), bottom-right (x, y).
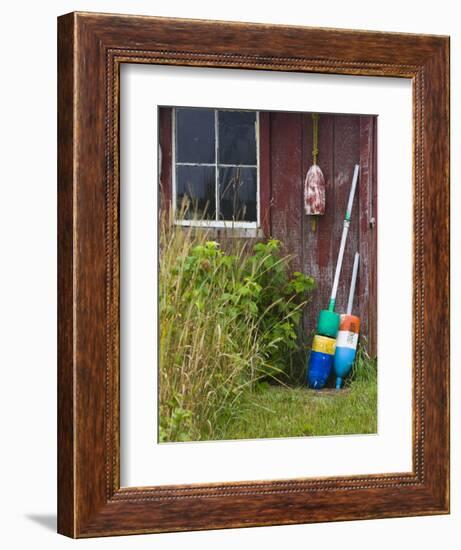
top-left (158, 108), bottom-right (377, 357)
top-left (158, 107), bottom-right (172, 217)
top-left (267, 112), bottom-right (377, 356)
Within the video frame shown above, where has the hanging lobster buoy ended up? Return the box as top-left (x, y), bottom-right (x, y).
top-left (304, 114), bottom-right (326, 224)
top-left (304, 165), bottom-right (325, 215)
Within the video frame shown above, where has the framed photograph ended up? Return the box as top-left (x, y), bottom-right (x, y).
top-left (58, 12), bottom-right (450, 537)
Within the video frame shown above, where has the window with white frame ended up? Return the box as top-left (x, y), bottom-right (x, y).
top-left (173, 107), bottom-right (259, 227)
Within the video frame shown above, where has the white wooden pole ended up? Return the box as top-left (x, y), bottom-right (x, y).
top-left (346, 164), bottom-right (360, 221)
top-left (347, 252), bottom-right (360, 315)
top-left (328, 164), bottom-right (360, 311)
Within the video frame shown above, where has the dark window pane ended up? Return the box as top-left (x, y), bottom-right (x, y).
top-left (218, 111), bottom-right (257, 165)
top-left (176, 108), bottom-right (215, 163)
top-left (176, 165), bottom-right (216, 220)
top-left (218, 167), bottom-right (257, 222)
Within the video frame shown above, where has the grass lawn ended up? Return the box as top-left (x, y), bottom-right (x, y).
top-left (215, 378), bottom-right (377, 441)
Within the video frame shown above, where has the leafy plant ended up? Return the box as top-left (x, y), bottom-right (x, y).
top-left (242, 239), bottom-right (315, 377)
top-left (159, 218), bottom-right (315, 442)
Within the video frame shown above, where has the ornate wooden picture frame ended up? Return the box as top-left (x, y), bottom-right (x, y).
top-left (58, 12), bottom-right (450, 537)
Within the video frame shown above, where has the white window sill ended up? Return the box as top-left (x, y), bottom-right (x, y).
top-left (174, 220), bottom-right (264, 239)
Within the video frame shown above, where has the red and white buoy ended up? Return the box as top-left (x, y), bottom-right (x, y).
top-left (334, 252), bottom-right (360, 389)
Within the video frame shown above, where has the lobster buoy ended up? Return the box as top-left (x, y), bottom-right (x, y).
top-left (304, 114), bottom-right (325, 227)
top-left (334, 315), bottom-right (360, 389)
top-left (307, 335), bottom-right (336, 389)
top-left (334, 252), bottom-right (361, 389)
top-left (304, 164), bottom-right (326, 216)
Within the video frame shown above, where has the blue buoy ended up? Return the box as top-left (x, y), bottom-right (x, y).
top-left (307, 350), bottom-right (334, 389)
top-left (334, 345), bottom-right (357, 389)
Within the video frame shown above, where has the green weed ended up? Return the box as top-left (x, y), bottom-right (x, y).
top-left (159, 216), bottom-right (315, 442)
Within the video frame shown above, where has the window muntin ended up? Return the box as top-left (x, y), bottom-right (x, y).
top-left (173, 107), bottom-right (259, 227)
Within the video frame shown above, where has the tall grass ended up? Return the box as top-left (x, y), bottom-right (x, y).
top-left (159, 216), bottom-right (314, 442)
top-left (348, 343), bottom-right (377, 385)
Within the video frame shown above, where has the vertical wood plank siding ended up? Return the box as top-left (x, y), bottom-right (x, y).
top-left (158, 107), bottom-right (172, 218)
top-left (270, 112), bottom-right (304, 273)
